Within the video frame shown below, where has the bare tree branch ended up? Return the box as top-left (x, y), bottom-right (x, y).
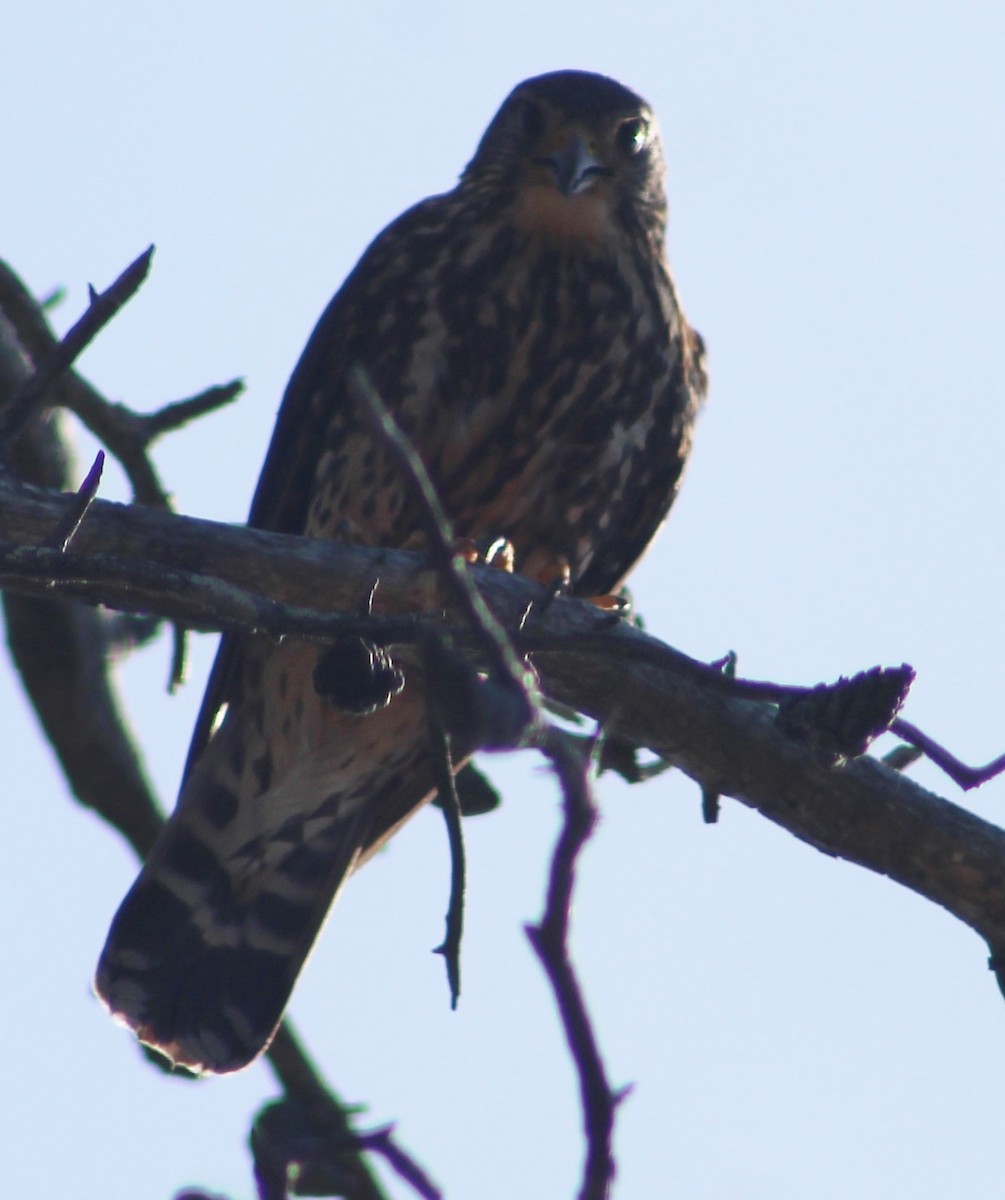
top-left (0, 305), bottom-right (165, 860)
top-left (354, 1126), bottom-right (444, 1200)
top-left (2, 474), bottom-right (1004, 990)
top-left (527, 730), bottom-right (625, 1200)
top-left (0, 247), bottom-right (154, 451)
top-left (253, 1025), bottom-right (402, 1200)
top-left (0, 255), bottom-right (241, 508)
top-left (890, 718), bottom-right (1005, 792)
top-left (5, 250), bottom-right (1005, 1199)
top-left (428, 697), bottom-right (466, 1008)
top-left (0, 304), bottom-right (417, 1200)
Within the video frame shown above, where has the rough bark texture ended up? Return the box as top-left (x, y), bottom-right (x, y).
top-left (2, 472), bottom-right (1004, 979)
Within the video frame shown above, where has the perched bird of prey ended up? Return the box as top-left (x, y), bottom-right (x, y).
top-left (95, 69), bottom-right (707, 1073)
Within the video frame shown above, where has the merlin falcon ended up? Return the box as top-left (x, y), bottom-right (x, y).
top-left (96, 69), bottom-right (707, 1073)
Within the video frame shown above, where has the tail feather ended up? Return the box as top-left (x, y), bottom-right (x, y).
top-left (95, 775), bottom-right (370, 1073)
top-left (95, 642), bottom-right (434, 1073)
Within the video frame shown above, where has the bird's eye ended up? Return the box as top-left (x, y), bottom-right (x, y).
top-left (516, 99), bottom-right (546, 140)
top-left (616, 117), bottom-right (649, 156)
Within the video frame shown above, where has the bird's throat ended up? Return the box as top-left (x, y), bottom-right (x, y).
top-left (512, 182), bottom-right (612, 245)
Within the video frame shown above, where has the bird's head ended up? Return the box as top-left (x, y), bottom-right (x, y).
top-left (461, 70), bottom-right (667, 245)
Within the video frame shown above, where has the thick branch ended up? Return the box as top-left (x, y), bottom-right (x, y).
top-left (0, 311), bottom-right (163, 858)
top-left (0, 310), bottom-right (397, 1200)
top-left (2, 475), bottom-right (1005, 979)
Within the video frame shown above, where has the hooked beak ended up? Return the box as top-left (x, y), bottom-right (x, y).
top-left (534, 135), bottom-right (611, 196)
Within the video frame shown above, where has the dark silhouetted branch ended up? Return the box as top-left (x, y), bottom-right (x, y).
top-left (2, 472), bottom-right (1005, 968)
top-left (429, 702), bottom-right (466, 1007)
top-left (0, 254), bottom-right (241, 508)
top-left (891, 718), bottom-right (1005, 791)
top-left (355, 1126), bottom-right (443, 1200)
top-left (0, 247), bottom-right (154, 451)
top-left (6, 253), bottom-right (1005, 1198)
top-left (0, 299), bottom-right (425, 1200)
top-left (527, 729), bottom-right (625, 1200)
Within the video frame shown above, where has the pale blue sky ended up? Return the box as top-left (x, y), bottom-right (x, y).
top-left (3, 3), bottom-right (1005, 1198)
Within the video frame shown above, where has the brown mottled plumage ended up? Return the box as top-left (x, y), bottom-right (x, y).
top-left (95, 69), bottom-right (706, 1073)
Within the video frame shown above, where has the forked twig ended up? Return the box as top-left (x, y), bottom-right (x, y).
top-left (356, 1125), bottom-right (444, 1200)
top-left (0, 246), bottom-right (154, 450)
top-left (257, 1024), bottom-right (444, 1200)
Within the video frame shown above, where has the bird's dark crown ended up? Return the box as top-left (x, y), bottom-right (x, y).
top-left (510, 70), bottom-right (649, 123)
top-left (460, 70), bottom-right (666, 235)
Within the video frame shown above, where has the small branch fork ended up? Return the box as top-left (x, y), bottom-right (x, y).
top-left (0, 251), bottom-right (242, 508)
top-left (255, 1026), bottom-right (442, 1200)
top-left (0, 252), bottom-right (241, 691)
top-left (0, 247), bottom-right (154, 451)
top-left (354, 1126), bottom-right (443, 1200)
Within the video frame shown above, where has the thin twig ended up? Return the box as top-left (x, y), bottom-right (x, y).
top-left (265, 1023), bottom-right (345, 1111)
top-left (701, 650), bottom-right (737, 822)
top-left (0, 253), bottom-right (242, 510)
top-left (527, 728), bottom-right (624, 1200)
top-left (44, 449), bottom-right (105, 551)
top-left (256, 1026), bottom-right (438, 1199)
top-left (0, 246), bottom-right (154, 451)
top-left (60, 380), bottom-right (243, 509)
top-left (0, 261), bottom-right (57, 362)
top-left (883, 743), bottom-right (924, 772)
top-left (350, 365), bottom-right (543, 1002)
top-left (520, 627), bottom-right (890, 706)
top-left (143, 381), bottom-right (245, 438)
top-left (0, 251), bottom-right (221, 692)
top-left (348, 364), bottom-right (535, 718)
top-left (891, 718), bottom-right (1005, 791)
top-left (167, 620), bottom-right (190, 692)
top-left (428, 703), bottom-right (465, 1008)
top-left (356, 1126), bottom-right (444, 1200)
